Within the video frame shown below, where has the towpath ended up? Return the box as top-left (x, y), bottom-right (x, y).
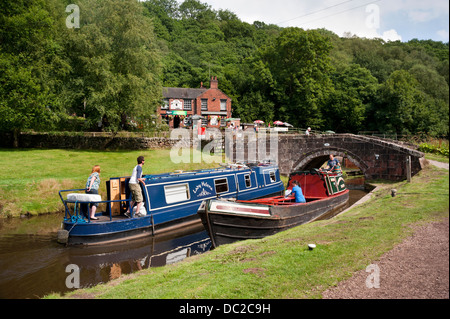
top-left (428, 159), bottom-right (449, 170)
top-left (323, 160), bottom-right (449, 299)
top-left (322, 218), bottom-right (449, 299)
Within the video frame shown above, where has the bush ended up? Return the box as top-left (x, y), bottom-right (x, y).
top-left (419, 142), bottom-right (449, 157)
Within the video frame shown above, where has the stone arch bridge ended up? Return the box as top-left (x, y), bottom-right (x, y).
top-left (230, 133), bottom-right (425, 181)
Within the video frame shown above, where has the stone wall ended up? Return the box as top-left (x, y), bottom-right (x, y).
top-left (0, 132), bottom-right (191, 150)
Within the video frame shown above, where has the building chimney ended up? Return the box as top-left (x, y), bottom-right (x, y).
top-left (200, 81), bottom-right (205, 89)
top-left (210, 76), bottom-right (218, 89)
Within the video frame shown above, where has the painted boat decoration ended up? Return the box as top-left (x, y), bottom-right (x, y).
top-left (58, 162), bottom-right (285, 245)
top-left (197, 169), bottom-right (349, 248)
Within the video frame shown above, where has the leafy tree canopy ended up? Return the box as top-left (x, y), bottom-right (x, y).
top-left (0, 0), bottom-right (448, 138)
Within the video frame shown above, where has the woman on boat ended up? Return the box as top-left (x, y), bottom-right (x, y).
top-left (85, 165), bottom-right (101, 220)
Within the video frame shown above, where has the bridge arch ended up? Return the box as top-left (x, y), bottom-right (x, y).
top-left (232, 133), bottom-right (424, 181)
top-left (291, 147), bottom-right (369, 176)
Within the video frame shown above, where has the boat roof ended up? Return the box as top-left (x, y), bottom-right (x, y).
top-left (143, 162), bottom-right (278, 183)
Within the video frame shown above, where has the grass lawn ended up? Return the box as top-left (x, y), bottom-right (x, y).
top-left (46, 164), bottom-right (449, 299)
top-left (0, 148), bottom-right (222, 217)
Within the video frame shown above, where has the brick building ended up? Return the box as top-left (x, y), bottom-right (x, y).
top-left (159, 77), bottom-right (232, 128)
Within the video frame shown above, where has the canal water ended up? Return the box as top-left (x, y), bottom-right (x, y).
top-left (0, 189), bottom-right (368, 299)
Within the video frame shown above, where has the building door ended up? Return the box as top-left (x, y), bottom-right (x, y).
top-left (173, 115), bottom-right (181, 128)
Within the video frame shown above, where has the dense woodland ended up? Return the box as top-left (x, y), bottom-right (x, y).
top-left (1, 0), bottom-right (449, 138)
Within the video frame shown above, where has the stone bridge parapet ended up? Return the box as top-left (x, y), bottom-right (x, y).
top-left (233, 133), bottom-right (425, 181)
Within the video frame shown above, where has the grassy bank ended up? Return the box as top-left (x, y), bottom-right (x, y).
top-left (47, 164), bottom-right (449, 299)
top-left (0, 148), bottom-right (221, 218)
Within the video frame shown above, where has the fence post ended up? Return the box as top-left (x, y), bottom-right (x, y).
top-left (406, 156), bottom-right (411, 183)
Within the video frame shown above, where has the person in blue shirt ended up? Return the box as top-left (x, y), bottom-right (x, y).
top-left (324, 154), bottom-right (342, 174)
top-left (290, 180), bottom-right (306, 203)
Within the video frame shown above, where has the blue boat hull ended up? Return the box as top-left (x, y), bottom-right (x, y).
top-left (61, 163), bottom-right (285, 245)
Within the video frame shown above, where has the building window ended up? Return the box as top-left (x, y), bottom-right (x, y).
top-left (201, 99), bottom-right (208, 111)
top-left (164, 183), bottom-right (190, 204)
top-left (184, 99), bottom-right (192, 111)
top-left (220, 99), bottom-right (227, 111)
top-left (214, 178), bottom-right (228, 194)
top-left (162, 99), bottom-right (169, 110)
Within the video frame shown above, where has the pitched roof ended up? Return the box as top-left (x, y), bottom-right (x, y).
top-left (162, 87), bottom-right (208, 99)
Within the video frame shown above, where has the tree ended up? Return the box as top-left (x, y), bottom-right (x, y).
top-left (324, 64), bottom-right (378, 133)
top-left (0, 0), bottom-right (69, 146)
top-left (1, 0), bottom-right (448, 138)
top-left (142, 0), bottom-right (180, 41)
top-left (179, 0), bottom-right (215, 22)
top-left (372, 70), bottom-right (424, 134)
top-left (261, 27), bottom-right (333, 129)
top-left (409, 64), bottom-right (449, 103)
top-left (63, 0), bottom-right (162, 131)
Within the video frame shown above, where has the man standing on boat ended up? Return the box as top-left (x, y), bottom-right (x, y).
top-left (126, 156), bottom-right (145, 217)
top-left (324, 154), bottom-right (342, 174)
top-left (290, 180), bottom-right (306, 203)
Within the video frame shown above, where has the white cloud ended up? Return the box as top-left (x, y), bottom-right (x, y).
top-left (381, 29), bottom-right (402, 42)
top-left (193, 0), bottom-right (448, 42)
top-left (437, 29), bottom-right (449, 41)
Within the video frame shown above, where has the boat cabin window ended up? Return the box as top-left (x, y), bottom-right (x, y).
top-left (164, 183), bottom-right (190, 204)
top-left (214, 178), bottom-right (229, 194)
top-left (244, 174), bottom-right (251, 188)
top-left (269, 171), bottom-right (276, 183)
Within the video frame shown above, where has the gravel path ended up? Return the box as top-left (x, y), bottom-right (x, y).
top-left (428, 159), bottom-right (449, 170)
top-left (323, 160), bottom-right (449, 299)
top-left (322, 218), bottom-right (449, 299)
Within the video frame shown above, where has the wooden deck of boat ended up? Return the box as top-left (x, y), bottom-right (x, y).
top-left (91, 214), bottom-right (130, 222)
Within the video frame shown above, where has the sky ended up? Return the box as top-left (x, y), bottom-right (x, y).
top-left (192, 0), bottom-right (449, 42)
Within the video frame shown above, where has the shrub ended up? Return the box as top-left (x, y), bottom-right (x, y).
top-left (419, 142), bottom-right (449, 157)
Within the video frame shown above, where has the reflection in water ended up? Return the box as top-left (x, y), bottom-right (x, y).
top-left (68, 225), bottom-right (211, 292)
top-left (0, 217), bottom-right (210, 299)
top-left (0, 187), bottom-right (368, 299)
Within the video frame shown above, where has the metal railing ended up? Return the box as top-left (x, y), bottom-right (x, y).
top-left (58, 188), bottom-right (131, 223)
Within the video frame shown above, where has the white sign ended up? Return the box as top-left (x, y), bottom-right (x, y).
top-left (171, 99), bottom-right (183, 110)
top-left (210, 116), bottom-right (218, 126)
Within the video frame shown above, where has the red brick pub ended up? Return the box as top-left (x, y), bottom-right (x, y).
top-left (159, 77), bottom-right (232, 128)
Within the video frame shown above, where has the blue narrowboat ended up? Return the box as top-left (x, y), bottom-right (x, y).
top-left (58, 162), bottom-right (284, 245)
